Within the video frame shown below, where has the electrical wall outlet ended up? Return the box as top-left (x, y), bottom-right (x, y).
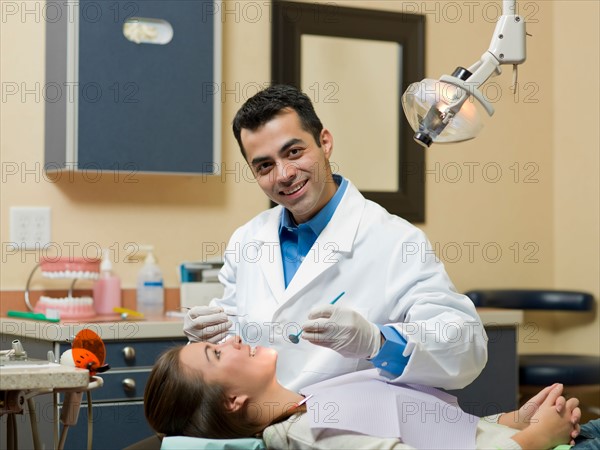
top-left (9, 207), bottom-right (52, 250)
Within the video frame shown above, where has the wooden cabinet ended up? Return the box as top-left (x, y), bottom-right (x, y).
top-left (449, 326), bottom-right (519, 416)
top-left (45, 0), bottom-right (221, 174)
top-left (0, 321), bottom-right (185, 449)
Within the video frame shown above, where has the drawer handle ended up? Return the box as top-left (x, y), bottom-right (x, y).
top-left (122, 378), bottom-right (136, 392)
top-left (122, 346), bottom-right (136, 361)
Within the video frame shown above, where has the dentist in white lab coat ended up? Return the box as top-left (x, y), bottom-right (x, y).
top-left (184, 85), bottom-right (487, 392)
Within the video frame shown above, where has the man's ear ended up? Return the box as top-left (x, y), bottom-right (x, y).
top-left (320, 128), bottom-right (334, 159)
top-left (224, 394), bottom-right (249, 413)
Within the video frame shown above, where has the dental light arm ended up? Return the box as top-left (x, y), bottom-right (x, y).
top-left (402, 0), bottom-right (527, 147)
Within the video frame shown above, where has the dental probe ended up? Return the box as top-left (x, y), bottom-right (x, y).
top-left (180, 307), bottom-right (244, 316)
top-left (288, 292), bottom-right (346, 344)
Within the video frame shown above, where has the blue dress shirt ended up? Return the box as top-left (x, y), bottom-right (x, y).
top-left (279, 174), bottom-right (348, 287)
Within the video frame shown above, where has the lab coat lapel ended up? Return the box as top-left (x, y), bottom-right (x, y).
top-left (283, 183), bottom-right (365, 301)
top-left (252, 207), bottom-right (286, 303)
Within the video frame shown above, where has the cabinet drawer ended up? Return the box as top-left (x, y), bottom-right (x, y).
top-left (105, 339), bottom-right (187, 368)
top-left (88, 369), bottom-right (151, 401)
top-left (60, 338), bottom-right (186, 369)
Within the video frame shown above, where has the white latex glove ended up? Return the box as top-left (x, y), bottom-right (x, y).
top-left (301, 305), bottom-right (381, 359)
top-left (183, 306), bottom-right (232, 343)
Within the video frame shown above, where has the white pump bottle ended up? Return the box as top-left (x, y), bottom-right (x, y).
top-left (136, 247), bottom-right (164, 316)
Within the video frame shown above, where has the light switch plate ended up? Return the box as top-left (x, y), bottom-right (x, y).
top-left (9, 207), bottom-right (52, 250)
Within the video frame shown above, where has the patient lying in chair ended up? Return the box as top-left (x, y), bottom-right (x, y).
top-left (144, 337), bottom-right (590, 450)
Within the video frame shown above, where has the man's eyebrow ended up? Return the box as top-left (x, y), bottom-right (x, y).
top-left (279, 138), bottom-right (304, 152)
top-left (250, 138), bottom-right (306, 167)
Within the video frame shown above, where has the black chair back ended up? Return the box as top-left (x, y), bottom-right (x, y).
top-left (465, 289), bottom-right (594, 311)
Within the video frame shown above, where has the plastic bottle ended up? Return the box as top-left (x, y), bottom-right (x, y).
top-left (136, 247), bottom-right (164, 316)
top-left (93, 249), bottom-right (122, 315)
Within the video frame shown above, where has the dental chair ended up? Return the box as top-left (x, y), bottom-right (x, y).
top-left (465, 289), bottom-right (600, 415)
top-left (124, 435), bottom-right (265, 450)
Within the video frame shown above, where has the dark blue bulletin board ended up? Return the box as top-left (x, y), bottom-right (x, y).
top-left (76, 0), bottom-right (220, 173)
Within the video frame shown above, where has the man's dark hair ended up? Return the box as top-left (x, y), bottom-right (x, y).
top-left (232, 85), bottom-right (323, 158)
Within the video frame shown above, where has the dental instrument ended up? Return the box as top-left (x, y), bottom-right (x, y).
top-left (289, 292), bottom-right (346, 344)
top-left (179, 306), bottom-right (245, 317)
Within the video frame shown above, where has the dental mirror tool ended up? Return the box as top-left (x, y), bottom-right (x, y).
top-left (289, 291), bottom-right (346, 344)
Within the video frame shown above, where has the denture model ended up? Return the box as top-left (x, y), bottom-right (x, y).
top-left (32, 257), bottom-right (100, 319)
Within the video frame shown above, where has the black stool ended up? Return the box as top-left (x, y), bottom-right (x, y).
top-left (465, 289), bottom-right (599, 416)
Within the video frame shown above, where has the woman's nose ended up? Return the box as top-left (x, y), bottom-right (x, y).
top-left (223, 335), bottom-right (242, 349)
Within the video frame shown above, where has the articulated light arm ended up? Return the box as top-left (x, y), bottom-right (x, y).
top-left (402, 0), bottom-right (527, 147)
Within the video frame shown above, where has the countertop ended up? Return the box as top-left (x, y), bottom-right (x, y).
top-left (0, 308), bottom-right (522, 342)
top-left (0, 361), bottom-right (90, 390)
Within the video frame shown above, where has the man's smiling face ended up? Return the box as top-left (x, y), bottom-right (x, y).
top-left (241, 108), bottom-right (336, 224)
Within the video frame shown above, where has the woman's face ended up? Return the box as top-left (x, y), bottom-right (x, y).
top-left (179, 337), bottom-right (277, 397)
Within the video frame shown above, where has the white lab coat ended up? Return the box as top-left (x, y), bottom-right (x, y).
top-left (213, 180), bottom-right (487, 392)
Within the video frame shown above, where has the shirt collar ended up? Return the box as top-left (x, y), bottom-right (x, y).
top-left (279, 174), bottom-right (348, 235)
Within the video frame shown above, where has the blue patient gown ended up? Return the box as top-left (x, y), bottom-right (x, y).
top-left (574, 419), bottom-right (600, 450)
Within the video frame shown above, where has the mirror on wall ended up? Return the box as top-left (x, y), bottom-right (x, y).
top-left (272, 1), bottom-right (426, 222)
top-left (301, 34), bottom-right (401, 192)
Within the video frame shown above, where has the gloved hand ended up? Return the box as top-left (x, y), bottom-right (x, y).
top-left (301, 305), bottom-right (382, 359)
top-left (183, 306), bottom-right (232, 343)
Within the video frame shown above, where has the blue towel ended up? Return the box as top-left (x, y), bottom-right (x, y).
top-left (161, 436), bottom-right (265, 450)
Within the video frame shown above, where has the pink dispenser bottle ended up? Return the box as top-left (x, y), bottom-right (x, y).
top-left (93, 249), bottom-right (122, 315)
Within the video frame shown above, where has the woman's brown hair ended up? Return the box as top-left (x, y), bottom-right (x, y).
top-left (144, 345), bottom-right (263, 439)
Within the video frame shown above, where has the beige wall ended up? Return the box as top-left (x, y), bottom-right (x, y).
top-left (1, 1), bottom-right (598, 356)
top-left (551, 1), bottom-right (599, 355)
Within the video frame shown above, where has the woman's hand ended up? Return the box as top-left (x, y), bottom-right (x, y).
top-left (499, 383), bottom-right (582, 432)
top-left (565, 397), bottom-right (582, 443)
top-left (510, 384), bottom-right (581, 449)
top-left (512, 384), bottom-right (563, 430)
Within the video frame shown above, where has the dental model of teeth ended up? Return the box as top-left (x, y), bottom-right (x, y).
top-left (28, 256), bottom-right (101, 319)
top-left (34, 296), bottom-right (96, 319)
top-left (42, 270), bottom-right (99, 279)
top-left (40, 257), bottom-right (101, 279)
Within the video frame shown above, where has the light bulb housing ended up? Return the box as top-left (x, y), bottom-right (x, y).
top-left (402, 78), bottom-right (486, 147)
top-left (401, 0), bottom-right (527, 148)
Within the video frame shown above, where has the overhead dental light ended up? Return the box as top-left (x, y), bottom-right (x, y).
top-left (402, 0), bottom-right (527, 147)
